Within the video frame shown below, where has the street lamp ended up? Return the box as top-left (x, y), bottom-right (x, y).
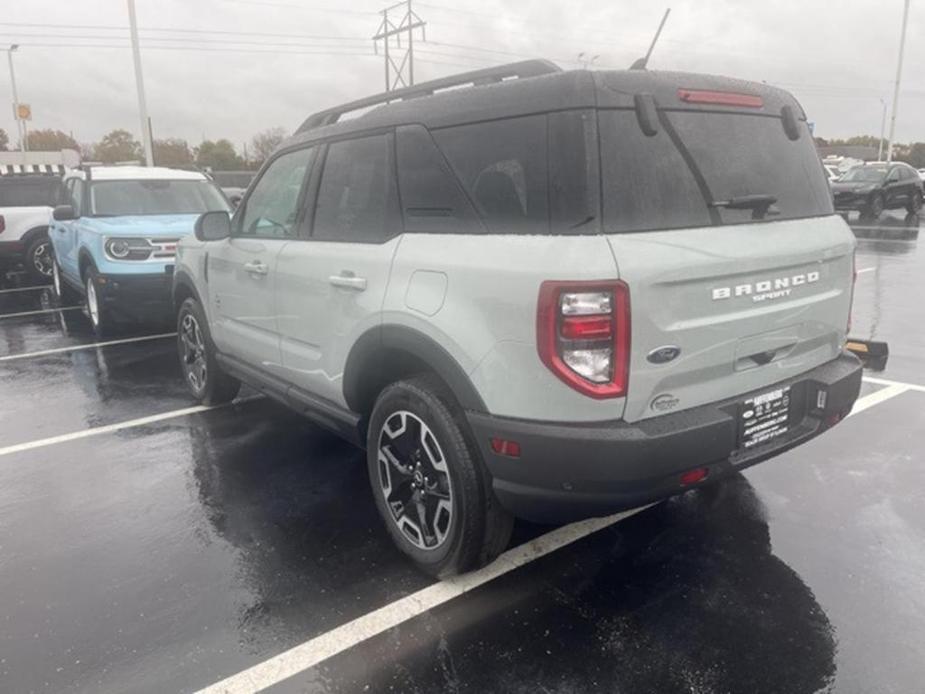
top-left (878, 98), bottom-right (887, 162)
top-left (4, 44), bottom-right (26, 153)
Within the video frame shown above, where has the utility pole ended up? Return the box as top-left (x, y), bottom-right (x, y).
top-left (5, 44), bottom-right (25, 153)
top-left (127, 0), bottom-right (154, 166)
top-left (878, 98), bottom-right (887, 162)
top-left (886, 0), bottom-right (910, 163)
top-left (373, 0), bottom-right (426, 91)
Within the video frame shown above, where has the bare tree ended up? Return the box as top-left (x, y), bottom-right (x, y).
top-left (250, 127), bottom-right (288, 166)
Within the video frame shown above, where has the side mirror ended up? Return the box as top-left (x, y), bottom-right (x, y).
top-left (52, 204), bottom-right (77, 221)
top-left (195, 211), bottom-right (232, 241)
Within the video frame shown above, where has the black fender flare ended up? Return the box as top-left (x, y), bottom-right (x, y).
top-left (20, 226), bottom-right (50, 248)
top-left (343, 324), bottom-right (487, 414)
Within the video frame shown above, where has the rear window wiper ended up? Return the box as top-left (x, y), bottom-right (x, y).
top-left (709, 194), bottom-right (778, 220)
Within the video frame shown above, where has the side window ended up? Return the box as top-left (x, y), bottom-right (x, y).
top-left (312, 134), bottom-right (398, 243)
top-left (239, 147), bottom-right (314, 238)
top-left (70, 179), bottom-right (84, 216)
top-left (395, 125), bottom-right (482, 234)
top-left (432, 115), bottom-right (549, 234)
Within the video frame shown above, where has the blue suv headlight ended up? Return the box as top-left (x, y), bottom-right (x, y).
top-left (104, 237), bottom-right (154, 261)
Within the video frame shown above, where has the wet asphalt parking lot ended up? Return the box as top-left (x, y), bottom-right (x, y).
top-left (1, 211), bottom-right (923, 694)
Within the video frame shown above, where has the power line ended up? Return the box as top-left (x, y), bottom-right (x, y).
top-left (216, 0), bottom-right (376, 15)
top-left (0, 32), bottom-right (369, 48)
top-left (3, 41), bottom-right (376, 56)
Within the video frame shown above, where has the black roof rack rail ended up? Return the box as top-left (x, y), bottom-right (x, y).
top-left (296, 59), bottom-right (561, 133)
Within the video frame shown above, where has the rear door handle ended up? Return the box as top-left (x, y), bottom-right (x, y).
top-left (329, 273), bottom-right (367, 291)
top-left (243, 260), bottom-right (268, 276)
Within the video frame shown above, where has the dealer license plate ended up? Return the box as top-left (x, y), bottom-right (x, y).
top-left (738, 386), bottom-right (791, 451)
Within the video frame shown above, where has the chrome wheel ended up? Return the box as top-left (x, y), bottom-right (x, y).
top-left (377, 411), bottom-right (454, 551)
top-left (85, 277), bottom-right (99, 327)
top-left (180, 312), bottom-right (208, 393)
top-left (32, 241), bottom-right (53, 277)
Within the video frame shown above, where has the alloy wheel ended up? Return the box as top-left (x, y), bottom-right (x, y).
top-left (377, 411), bottom-right (454, 551)
top-left (180, 312), bottom-right (208, 393)
top-left (85, 277), bottom-right (99, 327)
top-left (32, 241), bottom-right (54, 277)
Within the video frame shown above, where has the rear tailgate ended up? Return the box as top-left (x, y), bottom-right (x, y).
top-left (596, 78), bottom-right (854, 423)
top-left (607, 217), bottom-right (854, 422)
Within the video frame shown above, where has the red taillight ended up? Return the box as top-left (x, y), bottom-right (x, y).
top-left (680, 467), bottom-right (709, 486)
top-left (0, 215), bottom-right (5, 234)
top-left (536, 280), bottom-right (630, 399)
top-left (677, 88), bottom-right (763, 108)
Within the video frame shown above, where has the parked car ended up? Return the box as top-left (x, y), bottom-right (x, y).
top-left (831, 162), bottom-right (924, 219)
top-left (174, 60), bottom-right (862, 576)
top-left (0, 171), bottom-right (66, 282)
top-left (49, 166), bottom-right (230, 336)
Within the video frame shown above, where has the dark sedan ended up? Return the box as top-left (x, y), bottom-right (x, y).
top-left (831, 162), bottom-right (923, 219)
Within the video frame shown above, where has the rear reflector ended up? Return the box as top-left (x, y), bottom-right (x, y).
top-left (679, 467), bottom-right (709, 486)
top-left (560, 315), bottom-right (613, 340)
top-left (490, 438), bottom-right (521, 458)
top-left (677, 89), bottom-right (763, 108)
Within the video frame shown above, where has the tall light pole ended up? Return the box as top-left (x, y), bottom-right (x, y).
top-left (127, 0), bottom-right (154, 166)
top-left (885, 0), bottom-right (910, 163)
top-left (878, 97), bottom-right (887, 162)
top-left (5, 44), bottom-right (25, 153)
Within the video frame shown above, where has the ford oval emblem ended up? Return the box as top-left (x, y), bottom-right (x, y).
top-left (647, 345), bottom-right (681, 364)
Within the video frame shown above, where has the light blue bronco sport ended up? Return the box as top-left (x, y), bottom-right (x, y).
top-left (48, 166), bottom-right (229, 336)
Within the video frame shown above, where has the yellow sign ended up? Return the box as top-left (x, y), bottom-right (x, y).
top-left (15, 103), bottom-right (31, 121)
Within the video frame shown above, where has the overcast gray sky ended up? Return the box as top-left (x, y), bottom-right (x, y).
top-left (2, 0), bottom-right (923, 150)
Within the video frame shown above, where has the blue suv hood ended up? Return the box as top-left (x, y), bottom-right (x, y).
top-left (86, 214), bottom-right (199, 237)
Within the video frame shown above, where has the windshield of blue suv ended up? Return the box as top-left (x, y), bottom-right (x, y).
top-left (89, 179), bottom-right (230, 216)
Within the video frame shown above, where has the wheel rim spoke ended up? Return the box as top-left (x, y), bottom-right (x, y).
top-left (377, 410), bottom-right (453, 551)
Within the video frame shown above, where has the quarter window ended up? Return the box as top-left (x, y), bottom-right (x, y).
top-left (312, 134), bottom-right (398, 243)
top-left (70, 179), bottom-right (84, 216)
top-left (239, 147), bottom-right (314, 238)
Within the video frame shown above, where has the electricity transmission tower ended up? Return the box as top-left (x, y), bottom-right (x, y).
top-left (373, 0), bottom-right (426, 91)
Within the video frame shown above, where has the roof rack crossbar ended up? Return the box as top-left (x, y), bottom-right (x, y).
top-left (296, 59), bottom-right (561, 133)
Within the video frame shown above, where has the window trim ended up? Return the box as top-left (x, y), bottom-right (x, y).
top-left (232, 144), bottom-right (317, 240)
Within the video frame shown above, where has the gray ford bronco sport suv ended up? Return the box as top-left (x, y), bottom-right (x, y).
top-left (173, 60), bottom-right (862, 576)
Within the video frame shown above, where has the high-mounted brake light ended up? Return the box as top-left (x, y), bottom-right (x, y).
top-left (677, 89), bottom-right (763, 108)
top-left (537, 280), bottom-right (630, 399)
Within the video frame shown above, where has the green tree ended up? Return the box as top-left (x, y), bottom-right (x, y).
top-left (153, 138), bottom-right (193, 168)
top-left (250, 127), bottom-right (288, 166)
top-left (26, 128), bottom-right (79, 152)
top-left (0, 127), bottom-right (8, 151)
top-left (93, 129), bottom-right (142, 163)
top-left (896, 142), bottom-right (925, 169)
top-left (195, 139), bottom-right (242, 170)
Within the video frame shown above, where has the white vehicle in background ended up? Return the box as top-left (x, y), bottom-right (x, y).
top-left (917, 168), bottom-right (925, 181)
top-left (823, 164), bottom-right (841, 183)
top-left (0, 167), bottom-right (67, 282)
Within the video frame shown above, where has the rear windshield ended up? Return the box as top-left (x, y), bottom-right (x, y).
top-left (599, 109), bottom-right (833, 232)
top-left (89, 179), bottom-right (230, 216)
top-left (841, 166), bottom-right (886, 183)
top-left (0, 177), bottom-right (63, 207)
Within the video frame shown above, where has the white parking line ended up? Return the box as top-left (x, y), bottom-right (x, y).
top-left (195, 506), bottom-right (649, 694)
top-left (856, 266), bottom-right (876, 274)
top-left (0, 306), bottom-right (82, 319)
top-left (0, 332), bottom-right (176, 362)
top-left (0, 284), bottom-right (53, 294)
top-left (195, 383), bottom-right (913, 694)
top-left (0, 397), bottom-right (256, 458)
top-left (862, 375), bottom-right (925, 393)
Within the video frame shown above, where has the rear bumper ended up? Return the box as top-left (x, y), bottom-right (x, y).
top-left (96, 268), bottom-right (174, 320)
top-left (467, 352), bottom-right (863, 523)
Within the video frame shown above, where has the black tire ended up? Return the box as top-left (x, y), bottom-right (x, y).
top-left (51, 258), bottom-right (79, 305)
top-left (907, 191), bottom-right (923, 215)
top-left (865, 193), bottom-right (884, 220)
top-left (83, 265), bottom-right (117, 338)
top-left (367, 374), bottom-right (513, 577)
top-left (24, 234), bottom-right (54, 284)
top-left (177, 297), bottom-right (241, 405)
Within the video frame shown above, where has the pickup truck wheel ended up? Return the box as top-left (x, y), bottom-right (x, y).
top-left (25, 235), bottom-right (54, 283)
top-left (368, 375), bottom-right (513, 577)
top-left (177, 297), bottom-right (240, 405)
top-left (84, 267), bottom-right (117, 338)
